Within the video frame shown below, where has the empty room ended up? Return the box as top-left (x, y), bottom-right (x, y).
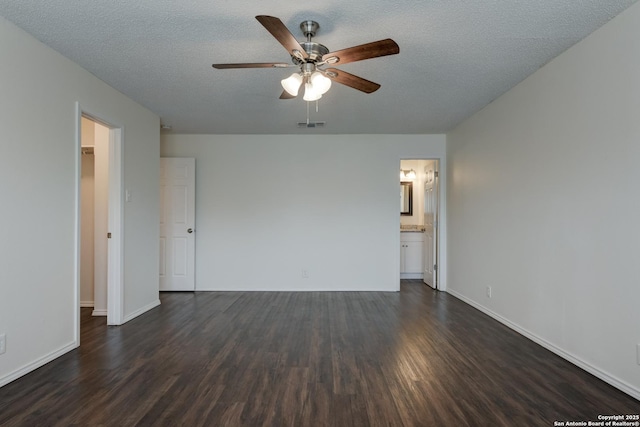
top-left (1, 1), bottom-right (639, 425)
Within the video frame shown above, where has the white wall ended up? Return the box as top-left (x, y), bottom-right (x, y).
top-left (161, 134), bottom-right (446, 291)
top-left (446, 2), bottom-right (640, 399)
top-left (0, 16), bottom-right (160, 387)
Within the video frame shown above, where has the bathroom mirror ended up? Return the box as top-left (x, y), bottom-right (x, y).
top-left (400, 182), bottom-right (413, 216)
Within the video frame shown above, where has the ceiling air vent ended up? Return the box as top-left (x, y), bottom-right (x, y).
top-left (297, 121), bottom-right (326, 128)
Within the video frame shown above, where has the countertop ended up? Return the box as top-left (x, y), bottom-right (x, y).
top-left (400, 225), bottom-right (425, 232)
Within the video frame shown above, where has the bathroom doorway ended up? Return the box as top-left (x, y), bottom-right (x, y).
top-left (399, 159), bottom-right (439, 289)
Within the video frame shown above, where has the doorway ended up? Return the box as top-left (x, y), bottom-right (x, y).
top-left (75, 105), bottom-right (124, 343)
top-left (399, 159), bottom-right (440, 289)
top-left (80, 117), bottom-right (110, 316)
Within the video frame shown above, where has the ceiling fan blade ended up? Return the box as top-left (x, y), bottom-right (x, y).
top-left (279, 90), bottom-right (297, 99)
top-left (325, 68), bottom-right (381, 93)
top-left (212, 62), bottom-right (293, 69)
top-left (322, 39), bottom-right (399, 65)
top-left (256, 15), bottom-right (309, 60)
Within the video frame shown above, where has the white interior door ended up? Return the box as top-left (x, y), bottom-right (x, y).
top-left (160, 158), bottom-right (196, 291)
top-left (423, 165), bottom-right (438, 289)
top-left (93, 122), bottom-right (110, 315)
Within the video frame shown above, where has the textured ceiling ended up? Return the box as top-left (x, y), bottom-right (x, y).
top-left (0, 1), bottom-right (636, 134)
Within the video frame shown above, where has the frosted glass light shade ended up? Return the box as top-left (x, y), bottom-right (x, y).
top-left (303, 82), bottom-right (322, 101)
top-left (281, 73), bottom-right (303, 96)
top-left (310, 72), bottom-right (331, 94)
top-left (400, 169), bottom-right (417, 180)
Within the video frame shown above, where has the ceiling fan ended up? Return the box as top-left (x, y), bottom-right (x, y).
top-left (212, 15), bottom-right (400, 101)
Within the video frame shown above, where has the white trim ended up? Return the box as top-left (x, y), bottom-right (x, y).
top-left (446, 288), bottom-right (640, 401)
top-left (394, 224), bottom-right (401, 292)
top-left (122, 299), bottom-right (161, 324)
top-left (436, 160), bottom-right (447, 292)
top-left (0, 341), bottom-right (77, 388)
top-left (80, 301), bottom-right (94, 308)
top-left (92, 309), bottom-right (108, 317)
top-left (74, 104), bottom-right (82, 346)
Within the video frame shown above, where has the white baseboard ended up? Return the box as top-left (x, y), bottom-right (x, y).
top-left (80, 300), bottom-right (94, 308)
top-left (122, 299), bottom-right (161, 324)
top-left (0, 341), bottom-right (78, 388)
top-left (446, 288), bottom-right (640, 401)
top-left (92, 308), bottom-right (107, 316)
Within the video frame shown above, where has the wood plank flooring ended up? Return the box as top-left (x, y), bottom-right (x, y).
top-left (0, 281), bottom-right (637, 426)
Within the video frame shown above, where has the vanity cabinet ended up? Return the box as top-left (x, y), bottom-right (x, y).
top-left (400, 232), bottom-right (424, 278)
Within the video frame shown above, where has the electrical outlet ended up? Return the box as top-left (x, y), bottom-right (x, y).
top-left (302, 269), bottom-right (309, 279)
top-left (486, 286), bottom-right (492, 298)
top-left (0, 334), bottom-right (6, 355)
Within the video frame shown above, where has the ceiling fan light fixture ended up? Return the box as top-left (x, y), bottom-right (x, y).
top-left (281, 73), bottom-right (303, 96)
top-left (303, 82), bottom-right (322, 101)
top-left (310, 72), bottom-right (331, 95)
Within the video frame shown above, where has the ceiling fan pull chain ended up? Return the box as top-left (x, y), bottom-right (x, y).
top-left (306, 100), bottom-right (310, 125)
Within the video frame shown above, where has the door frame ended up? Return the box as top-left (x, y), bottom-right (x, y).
top-left (397, 157), bottom-right (446, 292)
top-left (74, 102), bottom-right (124, 343)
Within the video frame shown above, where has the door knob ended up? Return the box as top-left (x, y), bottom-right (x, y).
top-left (187, 228), bottom-right (193, 234)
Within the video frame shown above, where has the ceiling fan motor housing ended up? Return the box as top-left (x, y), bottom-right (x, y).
top-left (292, 42), bottom-right (329, 65)
top-left (289, 20), bottom-right (329, 65)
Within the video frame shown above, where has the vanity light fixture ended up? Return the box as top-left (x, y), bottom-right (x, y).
top-left (400, 169), bottom-right (417, 180)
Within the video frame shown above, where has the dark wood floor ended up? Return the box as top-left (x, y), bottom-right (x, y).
top-left (0, 281), bottom-right (637, 426)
